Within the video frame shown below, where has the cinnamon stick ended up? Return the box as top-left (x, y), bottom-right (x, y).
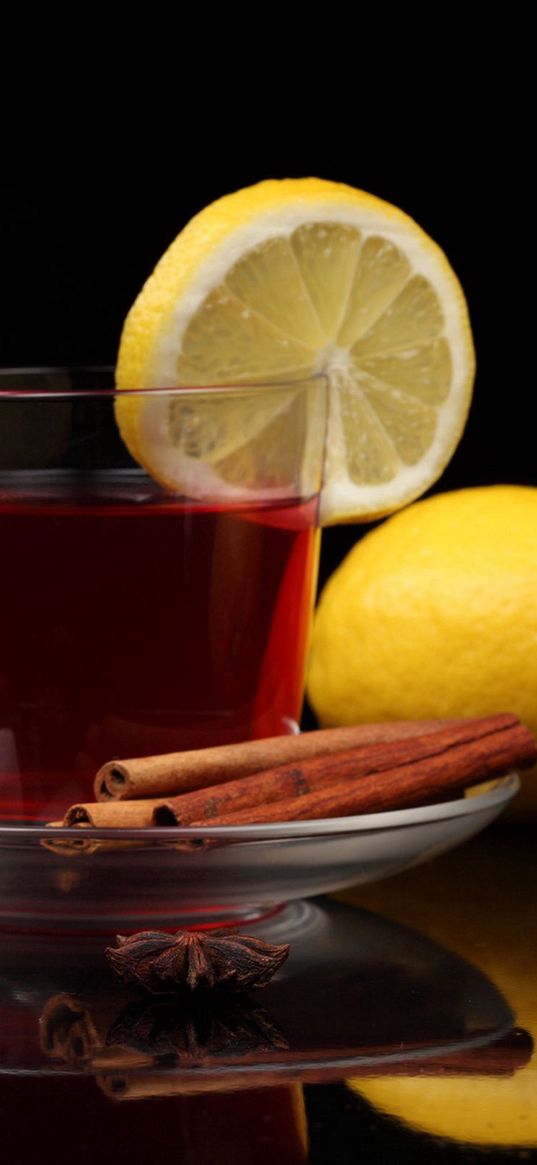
top-left (184, 720), bottom-right (535, 827)
top-left (153, 715), bottom-right (518, 826)
top-left (63, 800), bottom-right (164, 828)
top-left (94, 719), bottom-right (467, 802)
top-left (42, 800), bottom-right (162, 856)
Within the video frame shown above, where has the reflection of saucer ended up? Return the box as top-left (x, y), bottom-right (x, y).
top-left (0, 897), bottom-right (524, 1092)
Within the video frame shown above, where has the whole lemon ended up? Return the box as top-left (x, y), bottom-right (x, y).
top-left (307, 485), bottom-right (537, 816)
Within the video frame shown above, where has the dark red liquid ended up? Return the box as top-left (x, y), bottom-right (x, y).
top-left (0, 1076), bottom-right (308, 1165)
top-left (0, 473), bottom-right (320, 822)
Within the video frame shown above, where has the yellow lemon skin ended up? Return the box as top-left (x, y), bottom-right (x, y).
top-left (307, 485), bottom-right (537, 816)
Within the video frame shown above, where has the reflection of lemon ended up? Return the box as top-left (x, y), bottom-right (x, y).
top-left (308, 485), bottom-right (537, 815)
top-left (344, 831), bottom-right (537, 1146)
top-left (115, 178), bottom-right (474, 523)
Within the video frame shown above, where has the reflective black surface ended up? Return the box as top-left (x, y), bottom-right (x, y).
top-left (1, 826), bottom-right (536, 1162)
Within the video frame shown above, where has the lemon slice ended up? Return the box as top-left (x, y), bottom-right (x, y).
top-left (116, 178), bottom-right (475, 523)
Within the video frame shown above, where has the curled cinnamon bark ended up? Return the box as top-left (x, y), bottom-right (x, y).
top-left (45, 714), bottom-right (534, 845)
top-left (64, 800), bottom-right (164, 828)
top-left (154, 715), bottom-right (519, 826)
top-left (95, 720), bottom-right (466, 801)
top-left (184, 720), bottom-right (534, 827)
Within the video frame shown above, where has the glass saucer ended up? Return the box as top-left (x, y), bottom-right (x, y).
top-left (0, 776), bottom-right (518, 932)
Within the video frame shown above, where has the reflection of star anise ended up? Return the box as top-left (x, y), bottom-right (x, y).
top-left (106, 928), bottom-right (290, 994)
top-left (106, 996), bottom-right (289, 1062)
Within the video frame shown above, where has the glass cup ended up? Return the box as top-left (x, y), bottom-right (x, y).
top-left (0, 368), bottom-right (327, 824)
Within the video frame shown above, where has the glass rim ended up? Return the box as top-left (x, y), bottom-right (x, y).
top-left (0, 774), bottom-right (519, 844)
top-left (0, 365), bottom-right (327, 401)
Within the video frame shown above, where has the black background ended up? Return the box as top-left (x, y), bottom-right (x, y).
top-left (1, 61), bottom-right (533, 585)
top-left (1, 55), bottom-right (536, 1164)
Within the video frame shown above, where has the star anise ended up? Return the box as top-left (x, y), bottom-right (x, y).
top-left (105, 928), bottom-right (290, 994)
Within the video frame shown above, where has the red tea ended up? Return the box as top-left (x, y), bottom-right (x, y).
top-left (0, 472), bottom-right (320, 822)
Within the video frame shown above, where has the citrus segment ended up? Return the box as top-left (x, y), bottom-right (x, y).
top-left (290, 223), bottom-right (362, 337)
top-left (358, 339), bottom-right (452, 405)
top-left (337, 235), bottom-right (411, 347)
